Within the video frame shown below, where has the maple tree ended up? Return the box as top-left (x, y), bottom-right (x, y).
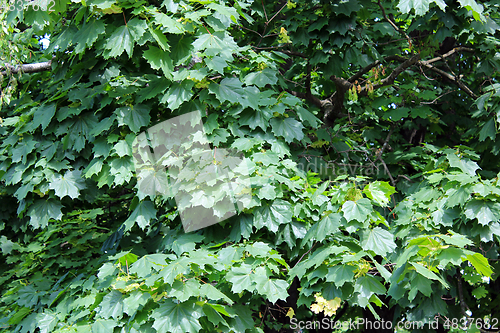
top-left (1, 0), bottom-right (500, 332)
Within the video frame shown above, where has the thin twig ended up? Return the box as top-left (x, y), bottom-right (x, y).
top-left (377, 126), bottom-right (394, 159)
top-left (377, 0), bottom-right (412, 48)
top-left (376, 127), bottom-right (396, 186)
top-left (240, 25), bottom-right (263, 38)
top-left (261, 0), bottom-right (268, 22)
top-left (419, 60), bottom-right (478, 99)
top-left (293, 242), bottom-right (316, 268)
top-left (420, 90), bottom-right (454, 105)
top-left (268, 3), bottom-right (287, 25)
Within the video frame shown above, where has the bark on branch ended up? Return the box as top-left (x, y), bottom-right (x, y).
top-left (418, 59), bottom-right (478, 99)
top-left (1, 57), bottom-right (55, 75)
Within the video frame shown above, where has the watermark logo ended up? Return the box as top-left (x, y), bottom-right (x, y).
top-left (132, 111), bottom-right (251, 233)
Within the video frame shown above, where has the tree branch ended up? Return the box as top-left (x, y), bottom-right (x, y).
top-left (421, 47), bottom-right (474, 66)
top-left (279, 50), bottom-right (308, 58)
top-left (1, 57), bottom-right (55, 75)
top-left (288, 90), bottom-right (322, 108)
top-left (348, 55), bottom-right (406, 83)
top-left (418, 60), bottom-right (478, 99)
top-left (377, 0), bottom-right (412, 47)
top-left (376, 127), bottom-right (396, 186)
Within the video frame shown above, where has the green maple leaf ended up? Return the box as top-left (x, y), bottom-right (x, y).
top-left (464, 199), bottom-right (500, 225)
top-left (129, 254), bottom-right (170, 278)
top-left (104, 19), bottom-right (146, 58)
top-left (253, 199), bottom-right (292, 232)
top-left (408, 274), bottom-right (433, 301)
top-left (458, 0), bottom-right (484, 20)
top-left (160, 257), bottom-right (191, 285)
top-left (202, 304), bottom-right (229, 327)
top-left (479, 118), bottom-right (496, 141)
top-left (209, 78), bottom-right (248, 107)
top-left (471, 285), bottom-right (488, 299)
top-left (161, 81), bottom-right (194, 110)
top-left (123, 290), bottom-right (150, 317)
top-left (243, 68), bottom-right (277, 87)
top-left (199, 283), bottom-right (234, 305)
top-left (170, 35), bottom-right (194, 64)
top-left (360, 227), bottom-right (397, 256)
top-left (354, 275), bottom-right (386, 307)
top-left (432, 205), bottom-right (459, 226)
top-left (170, 233), bottom-right (204, 256)
top-left (11, 135), bottom-right (37, 164)
top-left (445, 186), bottom-right (472, 207)
top-left (73, 19), bottom-right (106, 54)
top-left (143, 46), bottom-right (173, 78)
top-left (296, 106), bottom-right (321, 128)
top-left (363, 181), bottom-right (396, 207)
top-left (257, 184), bottom-right (277, 200)
top-left (109, 157), bottom-right (134, 185)
top-left (411, 262), bottom-right (449, 288)
top-left (0, 236), bottom-right (17, 255)
top-left (239, 108), bottom-right (272, 131)
top-left (28, 199), bottom-right (63, 229)
top-left (205, 56), bottom-right (228, 74)
top-left (446, 153), bottom-right (481, 176)
top-left (170, 279), bottom-right (201, 302)
top-left (207, 3), bottom-right (239, 23)
top-left (253, 274), bottom-right (289, 303)
top-left (124, 199), bottom-right (157, 231)
top-left (136, 168), bottom-right (171, 199)
top-left (326, 265), bottom-right (356, 287)
top-left (436, 247), bottom-right (464, 266)
top-left (91, 318), bottom-right (117, 333)
top-left (113, 140), bottom-right (131, 158)
top-left (27, 103), bottom-right (56, 132)
top-left (192, 32), bottom-right (226, 56)
top-left (17, 285), bottom-right (39, 307)
top-left (342, 198), bottom-right (373, 222)
top-left (302, 213), bottom-right (341, 243)
top-left (104, 25), bottom-right (133, 58)
top-left (98, 290), bottom-right (124, 320)
top-left (115, 104), bottom-right (150, 133)
top-left (467, 253), bottom-right (493, 277)
top-left (36, 311), bottom-right (58, 333)
top-left (49, 170), bottom-right (86, 199)
top-left (151, 299), bottom-right (202, 333)
top-left (270, 117), bottom-right (304, 143)
top-left (226, 264), bottom-right (256, 293)
top-left (89, 116), bottom-right (116, 137)
top-left (397, 0), bottom-right (446, 16)
top-left (153, 12), bottom-right (185, 34)
top-left (289, 246), bottom-right (348, 279)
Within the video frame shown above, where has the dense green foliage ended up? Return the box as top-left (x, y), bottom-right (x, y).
top-left (1, 0), bottom-right (500, 332)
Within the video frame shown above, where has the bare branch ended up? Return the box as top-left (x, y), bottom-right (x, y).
top-left (421, 47), bottom-right (474, 66)
top-left (1, 57), bottom-right (55, 75)
top-left (279, 50), bottom-right (308, 58)
top-left (268, 3), bottom-right (287, 25)
top-left (348, 55), bottom-right (406, 83)
top-left (288, 90), bottom-right (323, 108)
top-left (376, 127), bottom-right (395, 186)
top-left (419, 60), bottom-right (478, 99)
top-left (377, 126), bottom-right (394, 159)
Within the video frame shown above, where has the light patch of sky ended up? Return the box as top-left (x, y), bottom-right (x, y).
top-left (39, 34), bottom-right (50, 49)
